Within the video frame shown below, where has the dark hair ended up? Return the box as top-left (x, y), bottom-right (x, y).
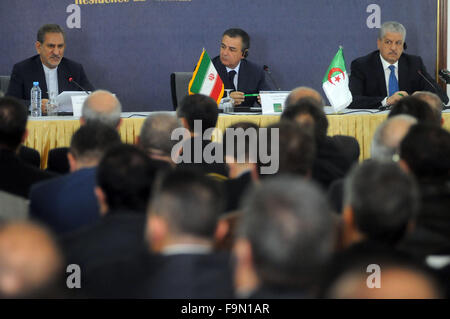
top-left (240, 176), bottom-right (335, 288)
top-left (344, 160), bottom-right (420, 245)
top-left (0, 97), bottom-right (28, 150)
top-left (261, 121), bottom-right (315, 177)
top-left (223, 121), bottom-right (259, 162)
top-left (177, 94), bottom-right (218, 135)
top-left (150, 169), bottom-right (224, 239)
top-left (69, 123), bottom-right (122, 161)
top-left (37, 24), bottom-right (65, 43)
top-left (223, 28), bottom-right (250, 52)
top-left (281, 97), bottom-right (328, 142)
top-left (400, 124), bottom-right (450, 182)
top-left (388, 96), bottom-right (438, 125)
top-left (97, 144), bottom-right (158, 212)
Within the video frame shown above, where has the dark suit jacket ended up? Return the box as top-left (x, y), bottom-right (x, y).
top-left (18, 146), bottom-right (41, 168)
top-left (85, 251), bottom-right (234, 298)
top-left (29, 167), bottom-right (100, 234)
top-left (212, 56), bottom-right (270, 107)
top-left (0, 149), bottom-right (56, 198)
top-left (349, 50), bottom-right (449, 109)
top-left (47, 147), bottom-right (70, 174)
top-left (61, 211), bottom-right (147, 278)
top-left (6, 55), bottom-right (94, 101)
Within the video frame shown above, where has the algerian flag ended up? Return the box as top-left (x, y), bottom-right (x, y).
top-left (188, 49), bottom-right (224, 104)
top-left (322, 47), bottom-right (352, 112)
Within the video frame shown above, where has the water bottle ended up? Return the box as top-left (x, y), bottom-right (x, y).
top-left (30, 82), bottom-right (42, 117)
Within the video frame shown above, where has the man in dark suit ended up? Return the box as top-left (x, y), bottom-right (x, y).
top-left (29, 123), bottom-right (122, 235)
top-left (349, 21), bottom-right (448, 109)
top-left (212, 28), bottom-right (270, 107)
top-left (6, 24), bottom-right (94, 109)
top-left (0, 97), bottom-right (55, 198)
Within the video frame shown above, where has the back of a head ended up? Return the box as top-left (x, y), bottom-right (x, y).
top-left (344, 160), bottom-right (419, 245)
top-left (81, 90), bottom-right (122, 128)
top-left (371, 114), bottom-right (417, 161)
top-left (400, 123), bottom-right (450, 182)
top-left (0, 222), bottom-right (63, 298)
top-left (70, 123), bottom-right (122, 163)
top-left (324, 248), bottom-right (443, 299)
top-left (261, 121), bottom-right (315, 177)
top-left (0, 97), bottom-right (28, 151)
top-left (413, 91), bottom-right (443, 124)
top-left (150, 169), bottom-right (224, 240)
top-left (239, 176), bottom-right (335, 288)
top-left (388, 96), bottom-right (438, 126)
top-left (176, 94), bottom-right (218, 134)
top-left (97, 144), bottom-right (158, 212)
top-left (281, 97), bottom-right (328, 142)
top-left (139, 113), bottom-right (182, 157)
top-left (223, 121), bottom-right (259, 163)
top-left (285, 87), bottom-right (324, 107)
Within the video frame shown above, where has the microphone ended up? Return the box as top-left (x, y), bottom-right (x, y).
top-left (68, 77), bottom-right (91, 95)
top-left (263, 65), bottom-right (281, 91)
top-left (417, 69), bottom-right (448, 109)
top-left (438, 69), bottom-right (450, 84)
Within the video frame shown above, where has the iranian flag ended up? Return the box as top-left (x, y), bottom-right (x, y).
top-left (188, 49), bottom-right (224, 104)
top-left (322, 47), bottom-right (352, 112)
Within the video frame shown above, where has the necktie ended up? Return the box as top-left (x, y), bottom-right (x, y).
top-left (388, 65), bottom-right (399, 97)
top-left (228, 70), bottom-right (237, 91)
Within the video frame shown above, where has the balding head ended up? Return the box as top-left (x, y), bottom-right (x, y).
top-left (329, 266), bottom-right (442, 299)
top-left (0, 222), bottom-right (63, 298)
top-left (81, 90), bottom-right (122, 128)
top-left (371, 115), bottom-right (417, 161)
top-left (286, 87), bottom-right (324, 107)
top-left (412, 91), bottom-right (443, 124)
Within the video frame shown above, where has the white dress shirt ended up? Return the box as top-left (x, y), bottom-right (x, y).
top-left (42, 64), bottom-right (59, 99)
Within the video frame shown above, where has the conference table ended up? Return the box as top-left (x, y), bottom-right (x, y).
top-left (25, 110), bottom-right (450, 169)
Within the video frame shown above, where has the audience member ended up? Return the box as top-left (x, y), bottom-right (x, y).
top-left (281, 97), bottom-right (353, 188)
top-left (234, 176), bottom-right (336, 298)
top-left (413, 91), bottom-right (444, 125)
top-left (388, 96), bottom-right (437, 125)
top-left (29, 123), bottom-right (122, 234)
top-left (138, 112), bottom-right (181, 168)
top-left (47, 89), bottom-right (122, 174)
top-left (62, 144), bottom-right (159, 293)
top-left (398, 124), bottom-right (450, 258)
top-left (342, 160), bottom-right (419, 248)
top-left (0, 97), bottom-right (55, 198)
top-left (0, 222), bottom-right (64, 298)
top-left (0, 191), bottom-right (28, 221)
top-left (175, 94), bottom-right (227, 178)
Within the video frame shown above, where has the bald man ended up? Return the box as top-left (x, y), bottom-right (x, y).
top-left (47, 89), bottom-right (122, 174)
top-left (285, 86), bottom-right (325, 106)
top-left (0, 222), bottom-right (63, 298)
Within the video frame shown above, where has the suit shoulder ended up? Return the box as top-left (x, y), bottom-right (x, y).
top-left (351, 51), bottom-right (379, 66)
top-left (12, 55), bottom-right (40, 70)
top-left (241, 59), bottom-right (264, 75)
top-left (60, 57), bottom-right (83, 69)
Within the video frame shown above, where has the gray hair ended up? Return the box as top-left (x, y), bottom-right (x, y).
top-left (344, 160), bottom-right (419, 245)
top-left (81, 90), bottom-right (122, 128)
top-left (139, 113), bottom-right (182, 156)
top-left (37, 24), bottom-right (65, 43)
top-left (285, 86), bottom-right (325, 108)
top-left (379, 21), bottom-right (406, 41)
top-left (239, 176), bottom-right (335, 288)
top-left (371, 114), bottom-right (417, 161)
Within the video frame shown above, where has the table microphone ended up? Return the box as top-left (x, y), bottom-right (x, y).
top-left (68, 77), bottom-right (91, 95)
top-left (417, 69), bottom-right (449, 110)
top-left (263, 65), bottom-right (281, 91)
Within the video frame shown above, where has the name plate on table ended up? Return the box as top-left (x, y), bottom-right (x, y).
top-left (260, 91), bottom-right (290, 114)
top-left (57, 91), bottom-right (89, 114)
top-left (71, 95), bottom-right (88, 117)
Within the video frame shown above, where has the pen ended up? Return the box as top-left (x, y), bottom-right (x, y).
top-left (244, 94), bottom-right (259, 97)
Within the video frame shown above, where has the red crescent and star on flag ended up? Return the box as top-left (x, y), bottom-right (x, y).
top-left (327, 67), bottom-right (345, 85)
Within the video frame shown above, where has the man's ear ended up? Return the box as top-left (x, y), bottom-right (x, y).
top-left (234, 238), bottom-right (253, 268)
top-left (342, 205), bottom-right (355, 229)
top-left (215, 218), bottom-right (230, 243)
top-left (148, 215), bottom-right (168, 252)
top-left (94, 186), bottom-right (109, 216)
top-left (180, 117), bottom-right (190, 131)
top-left (35, 41), bottom-right (41, 54)
top-left (67, 151), bottom-right (77, 173)
top-left (116, 118), bottom-right (123, 129)
top-left (398, 159), bottom-right (410, 174)
top-left (79, 117), bottom-right (86, 126)
top-left (136, 135), bottom-right (141, 146)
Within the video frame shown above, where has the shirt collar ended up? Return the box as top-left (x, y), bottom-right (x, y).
top-left (379, 54), bottom-right (398, 70)
top-left (226, 61), bottom-right (241, 74)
